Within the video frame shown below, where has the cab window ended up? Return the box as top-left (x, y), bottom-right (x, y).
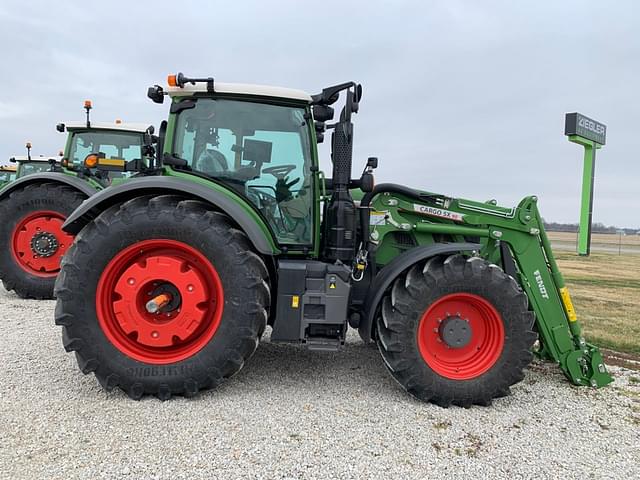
top-left (68, 131), bottom-right (143, 166)
top-left (173, 98), bottom-right (313, 245)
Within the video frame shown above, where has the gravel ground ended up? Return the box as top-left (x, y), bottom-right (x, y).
top-left (1, 285), bottom-right (639, 480)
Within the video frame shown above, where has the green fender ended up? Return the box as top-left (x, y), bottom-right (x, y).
top-left (62, 176), bottom-right (280, 255)
top-left (0, 172), bottom-right (99, 200)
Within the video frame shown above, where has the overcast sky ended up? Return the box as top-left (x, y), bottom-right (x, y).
top-left (1, 1), bottom-right (638, 227)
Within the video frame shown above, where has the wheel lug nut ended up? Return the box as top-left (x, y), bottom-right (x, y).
top-left (151, 331), bottom-right (159, 338)
top-left (127, 278), bottom-right (135, 285)
top-left (187, 284), bottom-right (194, 292)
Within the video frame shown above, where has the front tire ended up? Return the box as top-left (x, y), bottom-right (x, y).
top-left (376, 254), bottom-right (536, 407)
top-left (54, 195), bottom-right (270, 400)
top-left (0, 183), bottom-right (85, 299)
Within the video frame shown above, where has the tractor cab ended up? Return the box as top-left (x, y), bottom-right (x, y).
top-left (54, 101), bottom-right (153, 185)
top-left (148, 74), bottom-right (366, 254)
top-left (155, 76), bottom-right (318, 247)
top-left (9, 155), bottom-right (58, 178)
top-left (57, 121), bottom-right (149, 184)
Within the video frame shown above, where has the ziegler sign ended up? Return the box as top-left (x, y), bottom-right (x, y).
top-left (564, 112), bottom-right (606, 145)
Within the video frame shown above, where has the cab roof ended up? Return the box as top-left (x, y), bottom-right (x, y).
top-left (61, 122), bottom-right (150, 133)
top-left (10, 155), bottom-right (57, 163)
top-left (166, 82), bottom-right (312, 103)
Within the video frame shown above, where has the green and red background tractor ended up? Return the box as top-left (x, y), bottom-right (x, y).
top-left (0, 103), bottom-right (153, 299)
top-left (53, 73), bottom-right (612, 406)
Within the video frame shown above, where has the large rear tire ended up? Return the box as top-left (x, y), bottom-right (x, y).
top-left (0, 183), bottom-right (85, 299)
top-left (54, 195), bottom-right (270, 400)
top-left (376, 254), bottom-right (536, 407)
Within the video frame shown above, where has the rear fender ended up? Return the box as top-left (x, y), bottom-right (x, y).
top-left (62, 176), bottom-right (279, 255)
top-left (0, 172), bottom-right (98, 199)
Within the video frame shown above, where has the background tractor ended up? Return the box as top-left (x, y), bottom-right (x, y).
top-left (0, 102), bottom-right (153, 299)
top-left (54, 74), bottom-right (612, 406)
top-left (0, 165), bottom-right (17, 188)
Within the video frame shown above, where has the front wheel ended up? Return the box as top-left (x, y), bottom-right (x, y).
top-left (55, 195), bottom-right (270, 400)
top-left (376, 254), bottom-right (536, 407)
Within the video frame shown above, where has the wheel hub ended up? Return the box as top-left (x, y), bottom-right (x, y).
top-left (439, 315), bottom-right (472, 348)
top-left (30, 232), bottom-right (59, 257)
top-left (144, 282), bottom-right (182, 314)
top-left (11, 210), bottom-right (74, 277)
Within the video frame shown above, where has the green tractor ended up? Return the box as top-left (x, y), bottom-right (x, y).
top-left (54, 74), bottom-right (612, 406)
top-left (0, 102), bottom-right (153, 299)
top-left (0, 165), bottom-right (17, 188)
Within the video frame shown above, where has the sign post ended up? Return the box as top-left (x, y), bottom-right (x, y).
top-left (564, 113), bottom-right (606, 256)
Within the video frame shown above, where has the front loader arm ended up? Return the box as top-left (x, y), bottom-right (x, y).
top-left (496, 203), bottom-right (612, 387)
top-left (368, 190), bottom-right (612, 388)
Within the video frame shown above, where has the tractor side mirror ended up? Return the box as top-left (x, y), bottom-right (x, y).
top-left (313, 104), bottom-right (334, 122)
top-left (366, 157), bottom-right (378, 169)
top-left (359, 172), bottom-right (374, 192)
top-left (147, 85), bottom-right (165, 104)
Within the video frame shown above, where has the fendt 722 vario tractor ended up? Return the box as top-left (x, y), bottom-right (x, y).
top-left (54, 74), bottom-right (612, 406)
top-left (0, 102), bottom-right (153, 299)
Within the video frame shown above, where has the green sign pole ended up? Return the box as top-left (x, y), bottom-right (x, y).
top-left (565, 113), bottom-right (606, 256)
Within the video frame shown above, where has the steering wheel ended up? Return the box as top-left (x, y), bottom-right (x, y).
top-left (263, 164), bottom-right (296, 180)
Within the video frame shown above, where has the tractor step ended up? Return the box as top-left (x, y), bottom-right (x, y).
top-left (305, 337), bottom-right (342, 352)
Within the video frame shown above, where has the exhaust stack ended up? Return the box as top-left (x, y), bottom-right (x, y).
top-left (312, 82), bottom-right (362, 263)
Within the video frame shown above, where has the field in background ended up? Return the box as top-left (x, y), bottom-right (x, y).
top-left (548, 231), bottom-right (640, 254)
top-left (554, 251), bottom-right (640, 355)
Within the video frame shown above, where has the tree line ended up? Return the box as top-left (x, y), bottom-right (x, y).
top-left (543, 221), bottom-right (640, 235)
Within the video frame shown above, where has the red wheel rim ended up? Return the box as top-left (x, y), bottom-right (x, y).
top-left (96, 239), bottom-right (224, 364)
top-left (11, 210), bottom-right (74, 277)
top-left (417, 293), bottom-right (505, 380)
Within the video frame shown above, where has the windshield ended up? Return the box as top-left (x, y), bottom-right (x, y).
top-left (173, 98), bottom-right (313, 246)
top-left (68, 130), bottom-right (143, 166)
top-left (17, 162), bottom-right (50, 178)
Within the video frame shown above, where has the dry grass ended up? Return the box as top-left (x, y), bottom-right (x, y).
top-left (554, 251), bottom-right (640, 354)
top-left (548, 231), bottom-right (640, 250)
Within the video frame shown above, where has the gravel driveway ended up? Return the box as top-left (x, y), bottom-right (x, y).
top-left (1, 285), bottom-right (638, 480)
